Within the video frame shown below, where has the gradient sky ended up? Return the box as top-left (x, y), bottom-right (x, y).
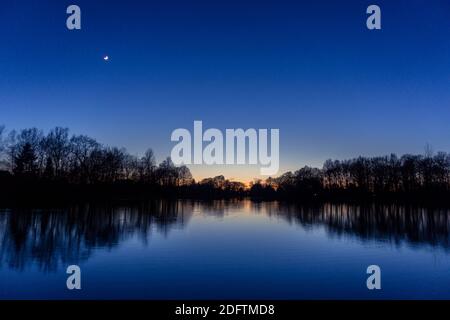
top-left (1, 0), bottom-right (450, 181)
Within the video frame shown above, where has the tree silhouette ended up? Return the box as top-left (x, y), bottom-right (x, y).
top-left (13, 143), bottom-right (37, 177)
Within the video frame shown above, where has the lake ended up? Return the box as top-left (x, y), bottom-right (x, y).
top-left (0, 199), bottom-right (449, 299)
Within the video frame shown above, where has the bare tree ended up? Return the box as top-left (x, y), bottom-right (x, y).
top-left (69, 135), bottom-right (101, 183)
top-left (139, 148), bottom-right (156, 182)
top-left (43, 127), bottom-right (70, 178)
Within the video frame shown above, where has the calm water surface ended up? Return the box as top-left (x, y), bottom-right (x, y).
top-left (0, 200), bottom-right (449, 299)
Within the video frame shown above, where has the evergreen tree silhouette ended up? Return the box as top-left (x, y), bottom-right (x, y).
top-left (13, 143), bottom-right (37, 177)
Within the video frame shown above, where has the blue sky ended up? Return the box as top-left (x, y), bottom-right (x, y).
top-left (1, 0), bottom-right (450, 180)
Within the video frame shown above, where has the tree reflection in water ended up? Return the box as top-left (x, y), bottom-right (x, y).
top-left (0, 200), bottom-right (449, 272)
top-left (0, 200), bottom-right (193, 272)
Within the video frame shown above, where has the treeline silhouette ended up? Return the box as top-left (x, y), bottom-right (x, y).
top-left (0, 126), bottom-right (193, 185)
top-left (253, 151), bottom-right (450, 201)
top-left (0, 126), bottom-right (247, 201)
top-left (1, 126), bottom-right (450, 202)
